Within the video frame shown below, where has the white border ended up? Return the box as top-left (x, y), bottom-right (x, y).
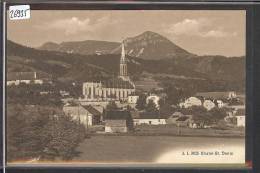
top-left (3, 2), bottom-right (6, 173)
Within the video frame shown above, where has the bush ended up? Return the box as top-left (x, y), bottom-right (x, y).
top-left (7, 104), bottom-right (85, 162)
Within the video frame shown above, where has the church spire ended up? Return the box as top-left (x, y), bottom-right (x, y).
top-left (120, 42), bottom-right (126, 63)
top-left (119, 41), bottom-right (127, 77)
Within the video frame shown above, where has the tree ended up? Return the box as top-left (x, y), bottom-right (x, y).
top-left (7, 104), bottom-right (85, 162)
top-left (184, 106), bottom-right (212, 126)
top-left (228, 98), bottom-right (243, 105)
top-left (135, 94), bottom-right (146, 110)
top-left (159, 100), bottom-right (174, 117)
top-left (209, 107), bottom-right (227, 123)
top-left (145, 100), bottom-right (158, 114)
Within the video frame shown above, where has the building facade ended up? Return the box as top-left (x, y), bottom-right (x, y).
top-left (82, 42), bottom-right (135, 101)
top-left (7, 72), bottom-right (44, 86)
top-left (179, 97), bottom-right (202, 108)
top-left (128, 95), bottom-right (139, 104)
top-left (236, 115), bottom-right (245, 127)
top-left (63, 104), bottom-right (102, 127)
top-left (133, 118), bottom-right (166, 125)
top-left (203, 100), bottom-right (216, 110)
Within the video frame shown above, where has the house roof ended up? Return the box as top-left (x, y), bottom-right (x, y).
top-left (63, 105), bottom-right (88, 116)
top-left (138, 112), bottom-right (161, 119)
top-left (195, 92), bottom-right (234, 99)
top-left (82, 105), bottom-right (101, 116)
top-left (172, 112), bottom-right (184, 117)
top-left (176, 116), bottom-right (190, 121)
top-left (63, 104), bottom-right (101, 116)
top-left (105, 110), bottom-right (131, 120)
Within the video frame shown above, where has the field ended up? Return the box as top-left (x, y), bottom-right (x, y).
top-left (73, 135), bottom-right (245, 164)
top-left (133, 124), bottom-right (245, 137)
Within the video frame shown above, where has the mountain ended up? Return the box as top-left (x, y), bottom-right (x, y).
top-left (114, 31), bottom-right (192, 60)
top-left (38, 31), bottom-right (193, 60)
top-left (7, 40), bottom-right (245, 91)
top-left (39, 40), bottom-right (120, 55)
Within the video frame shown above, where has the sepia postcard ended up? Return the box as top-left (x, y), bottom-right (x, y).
top-left (6, 9), bottom-right (246, 167)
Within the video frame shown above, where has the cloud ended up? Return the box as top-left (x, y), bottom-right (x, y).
top-left (201, 30), bottom-right (237, 38)
top-left (165, 18), bottom-right (236, 38)
top-left (165, 18), bottom-right (208, 36)
top-left (37, 16), bottom-right (116, 35)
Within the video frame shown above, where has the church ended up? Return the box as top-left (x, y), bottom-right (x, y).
top-left (82, 42), bottom-right (135, 101)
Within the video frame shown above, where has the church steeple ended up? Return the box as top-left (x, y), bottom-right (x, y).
top-left (120, 42), bottom-right (126, 63)
top-left (120, 42), bottom-right (127, 77)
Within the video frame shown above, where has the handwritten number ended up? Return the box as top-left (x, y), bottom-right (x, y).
top-left (10, 9), bottom-right (29, 19)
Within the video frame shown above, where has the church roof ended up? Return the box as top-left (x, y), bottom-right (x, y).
top-left (102, 78), bottom-right (135, 89)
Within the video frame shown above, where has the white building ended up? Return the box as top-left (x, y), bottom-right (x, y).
top-left (63, 104), bottom-right (102, 127)
top-left (235, 108), bottom-right (245, 127)
top-left (133, 118), bottom-right (166, 125)
top-left (179, 97), bottom-right (202, 108)
top-left (203, 100), bottom-right (215, 110)
top-left (82, 42), bottom-right (135, 102)
top-left (236, 116), bottom-right (245, 127)
top-left (216, 100), bottom-right (224, 108)
top-left (128, 95), bottom-right (139, 104)
top-left (7, 72), bottom-right (44, 86)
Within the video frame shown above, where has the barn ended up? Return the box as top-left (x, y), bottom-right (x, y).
top-left (104, 110), bottom-right (133, 133)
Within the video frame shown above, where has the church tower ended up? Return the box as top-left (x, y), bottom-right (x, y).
top-left (119, 42), bottom-right (129, 81)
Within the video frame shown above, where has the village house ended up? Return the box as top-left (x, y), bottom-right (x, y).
top-left (175, 115), bottom-right (193, 127)
top-left (63, 103), bottom-right (102, 127)
top-left (216, 100), bottom-right (224, 108)
top-left (104, 110), bottom-right (133, 133)
top-left (60, 90), bottom-right (70, 97)
top-left (179, 97), bottom-right (202, 108)
top-left (133, 118), bottom-right (166, 125)
top-left (203, 100), bottom-right (215, 110)
top-left (166, 112), bottom-right (195, 127)
top-left (7, 72), bottom-right (44, 86)
top-left (133, 114), bottom-right (166, 125)
top-left (166, 112), bottom-right (184, 124)
top-left (236, 115), bottom-right (245, 127)
top-left (235, 108), bottom-right (245, 127)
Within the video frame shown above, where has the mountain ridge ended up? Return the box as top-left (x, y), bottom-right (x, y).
top-left (38, 31), bottom-right (193, 60)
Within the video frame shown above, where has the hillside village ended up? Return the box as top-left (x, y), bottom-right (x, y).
top-left (7, 42), bottom-right (246, 135)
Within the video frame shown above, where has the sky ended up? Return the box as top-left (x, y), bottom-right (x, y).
top-left (7, 10), bottom-right (246, 57)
